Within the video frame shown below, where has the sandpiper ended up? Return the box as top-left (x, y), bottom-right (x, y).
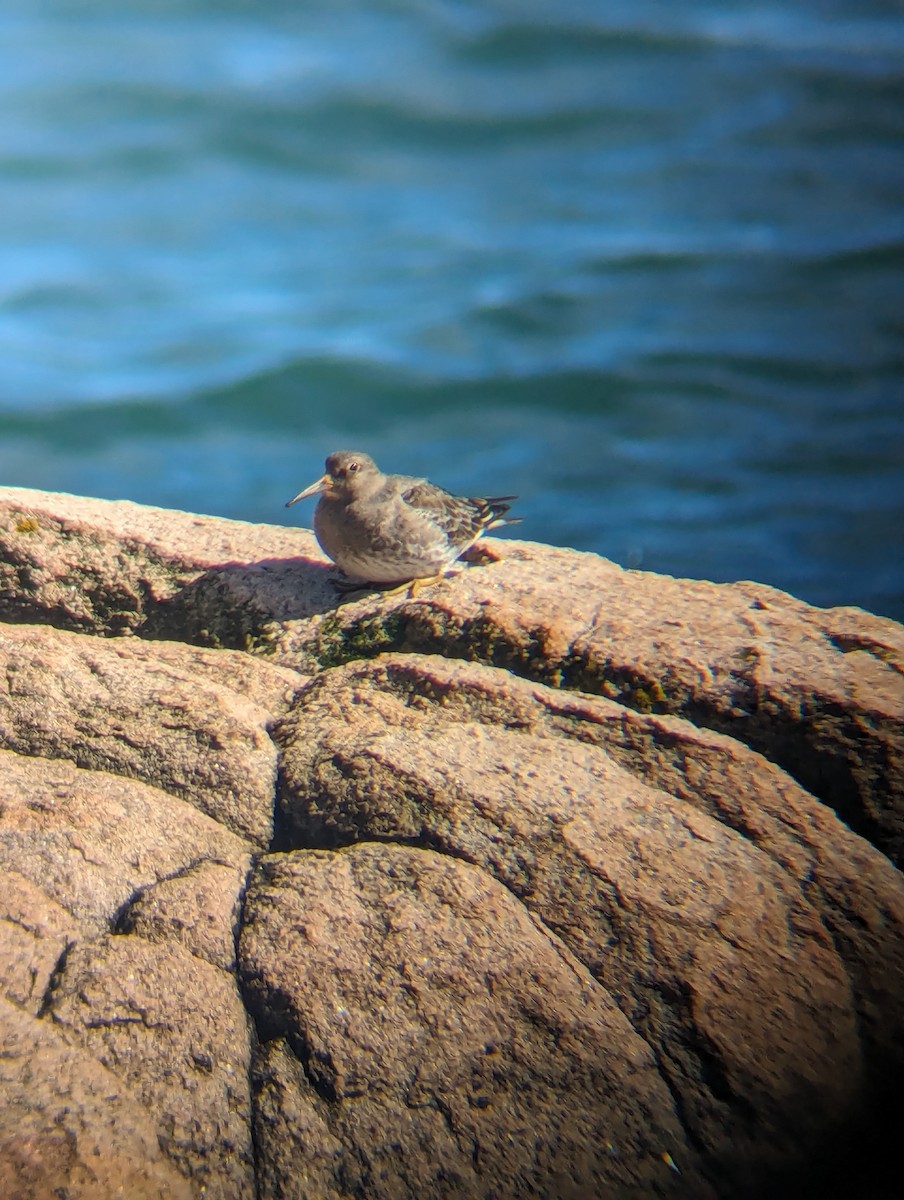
top-left (285, 450), bottom-right (519, 593)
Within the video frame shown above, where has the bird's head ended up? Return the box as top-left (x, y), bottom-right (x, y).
top-left (285, 451), bottom-right (378, 505)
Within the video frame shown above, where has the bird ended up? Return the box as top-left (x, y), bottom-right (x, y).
top-left (285, 450), bottom-right (520, 594)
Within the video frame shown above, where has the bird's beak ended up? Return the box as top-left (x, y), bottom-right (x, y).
top-left (285, 474), bottom-right (329, 507)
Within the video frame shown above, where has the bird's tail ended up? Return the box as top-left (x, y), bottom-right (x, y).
top-left (479, 496), bottom-right (521, 531)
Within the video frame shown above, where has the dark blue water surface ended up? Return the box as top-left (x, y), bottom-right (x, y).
top-left (2, 1), bottom-right (903, 618)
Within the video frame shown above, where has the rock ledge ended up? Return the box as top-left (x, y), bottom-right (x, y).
top-left (1, 487), bottom-right (902, 1200)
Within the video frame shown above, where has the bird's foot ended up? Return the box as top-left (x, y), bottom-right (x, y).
top-left (331, 570), bottom-right (449, 602)
top-left (401, 571), bottom-right (446, 599)
top-left (373, 572), bottom-right (445, 600)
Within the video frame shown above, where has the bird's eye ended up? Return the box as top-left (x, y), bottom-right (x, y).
top-left (347, 461), bottom-right (360, 473)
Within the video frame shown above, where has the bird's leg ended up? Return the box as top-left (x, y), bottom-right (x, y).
top-left (332, 576), bottom-right (416, 600)
top-left (363, 578), bottom-right (417, 599)
top-left (333, 571), bottom-right (449, 602)
top-left (371, 580), bottom-right (410, 598)
top-left (404, 570), bottom-right (447, 599)
top-left (359, 572), bottom-right (449, 600)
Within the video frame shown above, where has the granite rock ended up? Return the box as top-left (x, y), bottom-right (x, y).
top-left (2, 486), bottom-right (899, 864)
top-left (276, 652), bottom-right (904, 1196)
top-left (0, 994), bottom-right (193, 1200)
top-left (0, 621), bottom-right (297, 845)
top-left (47, 933), bottom-right (255, 1200)
top-left (0, 749), bottom-right (252, 938)
top-left (241, 843), bottom-right (712, 1199)
top-left (0, 485), bottom-right (332, 639)
top-left (0, 487), bottom-right (902, 1199)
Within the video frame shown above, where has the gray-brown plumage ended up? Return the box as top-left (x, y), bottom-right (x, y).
top-left (285, 450), bottom-right (519, 587)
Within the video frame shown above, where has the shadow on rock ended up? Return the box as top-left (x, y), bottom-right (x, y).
top-left (139, 556), bottom-right (340, 649)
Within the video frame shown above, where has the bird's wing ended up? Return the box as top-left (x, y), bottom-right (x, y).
top-left (401, 482), bottom-right (515, 543)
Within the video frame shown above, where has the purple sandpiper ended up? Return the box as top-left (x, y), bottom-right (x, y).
top-left (286, 450), bottom-right (520, 593)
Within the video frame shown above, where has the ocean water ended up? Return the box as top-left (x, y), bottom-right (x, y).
top-left (1, 0), bottom-right (902, 619)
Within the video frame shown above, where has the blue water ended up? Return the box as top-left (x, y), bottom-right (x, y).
top-left (1, 1), bottom-right (902, 619)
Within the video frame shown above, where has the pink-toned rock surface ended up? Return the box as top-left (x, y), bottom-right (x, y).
top-left (285, 545), bottom-right (904, 868)
top-left (120, 858), bottom-right (250, 971)
top-left (0, 485), bottom-right (333, 638)
top-left (48, 934), bottom-right (255, 1200)
top-left (0, 994), bottom-right (193, 1200)
top-left (281, 654), bottom-right (904, 1072)
top-left (0, 747), bottom-right (256, 1197)
top-left (0, 749), bottom-right (252, 938)
top-left (276, 653), bottom-right (904, 1195)
top-left (0, 621), bottom-right (298, 844)
top-left (241, 844), bottom-right (712, 1199)
top-left (0, 486), bottom-right (902, 1199)
top-left (0, 869), bottom-right (74, 1016)
top-left (3, 485), bottom-right (900, 864)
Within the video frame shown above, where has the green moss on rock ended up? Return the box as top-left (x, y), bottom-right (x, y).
top-left (313, 611), bottom-right (408, 669)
